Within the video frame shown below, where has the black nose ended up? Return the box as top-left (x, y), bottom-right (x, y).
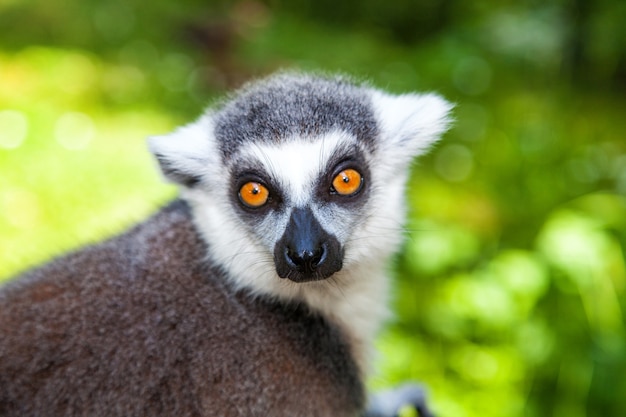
top-left (285, 244), bottom-right (326, 274)
top-left (274, 207), bottom-right (343, 282)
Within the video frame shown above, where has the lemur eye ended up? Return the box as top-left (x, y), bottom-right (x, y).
top-left (331, 169), bottom-right (363, 196)
top-left (239, 182), bottom-right (269, 208)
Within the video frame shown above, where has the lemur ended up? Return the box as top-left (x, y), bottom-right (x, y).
top-left (0, 73), bottom-right (451, 417)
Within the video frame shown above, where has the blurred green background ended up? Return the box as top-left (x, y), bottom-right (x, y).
top-left (1, 0), bottom-right (625, 416)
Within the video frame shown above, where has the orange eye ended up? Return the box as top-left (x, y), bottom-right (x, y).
top-left (239, 182), bottom-right (269, 208)
top-left (332, 169), bottom-right (363, 196)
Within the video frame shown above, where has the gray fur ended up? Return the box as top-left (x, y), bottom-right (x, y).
top-left (213, 73), bottom-right (379, 158)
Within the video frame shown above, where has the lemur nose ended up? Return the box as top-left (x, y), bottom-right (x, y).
top-left (274, 207), bottom-right (343, 282)
top-left (285, 245), bottom-right (326, 273)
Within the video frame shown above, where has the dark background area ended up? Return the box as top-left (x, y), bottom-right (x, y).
top-left (1, 1), bottom-right (625, 416)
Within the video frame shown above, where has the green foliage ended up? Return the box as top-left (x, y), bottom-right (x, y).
top-left (1, 1), bottom-right (625, 416)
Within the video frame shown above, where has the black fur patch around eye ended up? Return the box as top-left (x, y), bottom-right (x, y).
top-left (228, 160), bottom-right (287, 224)
top-left (213, 74), bottom-right (379, 159)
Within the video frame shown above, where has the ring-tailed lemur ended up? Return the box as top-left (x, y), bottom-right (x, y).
top-left (0, 72), bottom-right (451, 417)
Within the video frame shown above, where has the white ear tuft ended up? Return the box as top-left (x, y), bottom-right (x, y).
top-left (371, 90), bottom-right (453, 163)
top-left (147, 114), bottom-right (217, 187)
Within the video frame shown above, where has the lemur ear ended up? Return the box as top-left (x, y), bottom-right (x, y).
top-left (148, 114), bottom-right (217, 187)
top-left (371, 90), bottom-right (453, 164)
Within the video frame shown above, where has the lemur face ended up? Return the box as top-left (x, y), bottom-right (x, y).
top-left (212, 75), bottom-right (379, 283)
top-left (149, 73), bottom-right (452, 298)
top-left (226, 131), bottom-right (372, 283)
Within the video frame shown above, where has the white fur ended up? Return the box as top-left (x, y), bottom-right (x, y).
top-left (241, 132), bottom-right (351, 207)
top-left (147, 114), bottom-right (217, 183)
top-left (371, 91), bottom-right (453, 165)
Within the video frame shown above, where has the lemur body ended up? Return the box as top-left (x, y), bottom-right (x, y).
top-left (0, 73), bottom-right (451, 416)
top-left (1, 201), bottom-right (362, 416)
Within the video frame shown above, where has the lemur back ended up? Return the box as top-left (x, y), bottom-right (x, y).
top-left (0, 201), bottom-right (362, 416)
top-left (0, 73), bottom-right (451, 417)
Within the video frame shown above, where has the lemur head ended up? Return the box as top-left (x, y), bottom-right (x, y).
top-left (149, 73), bottom-right (451, 304)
